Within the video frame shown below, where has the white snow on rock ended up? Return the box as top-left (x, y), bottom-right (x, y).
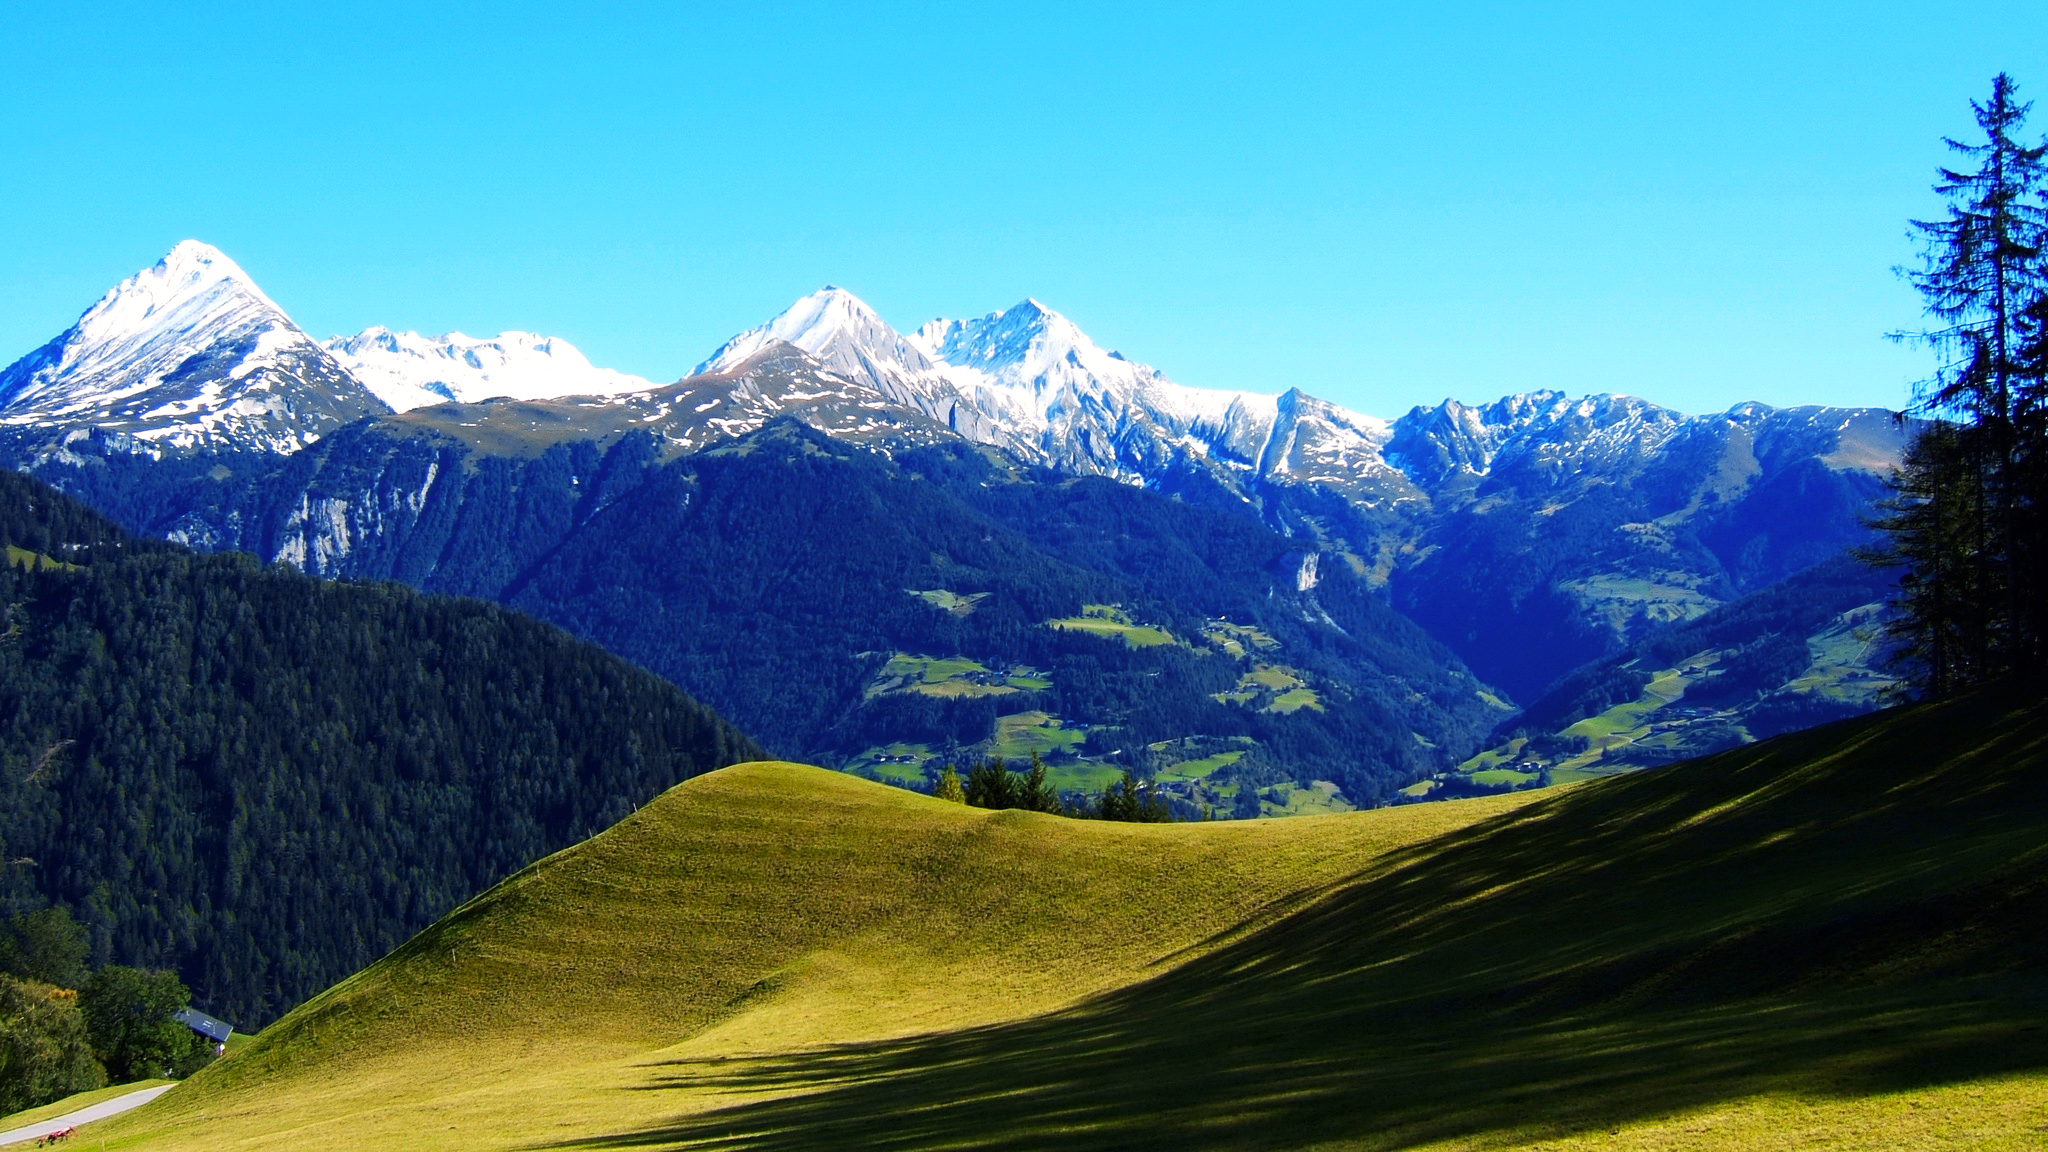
top-left (694, 285), bottom-right (1388, 486)
top-left (0, 247), bottom-right (1908, 498)
top-left (3, 241), bottom-right (307, 416)
top-left (326, 328), bottom-right (655, 412)
top-left (910, 298), bottom-right (1264, 432)
top-left (0, 240), bottom-right (387, 454)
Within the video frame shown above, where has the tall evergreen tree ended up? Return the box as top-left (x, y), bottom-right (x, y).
top-left (1899, 74), bottom-right (2048, 429)
top-left (1019, 752), bottom-right (1059, 813)
top-left (1867, 426), bottom-right (1989, 694)
top-left (965, 758), bottom-right (1018, 809)
top-left (1882, 73), bottom-right (2048, 687)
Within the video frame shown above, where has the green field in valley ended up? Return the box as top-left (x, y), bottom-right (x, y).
top-left (1260, 778), bottom-right (1356, 816)
top-left (1156, 749), bottom-right (1243, 782)
top-left (1444, 595), bottom-right (1904, 797)
top-left (841, 742), bottom-right (935, 785)
top-left (1198, 620), bottom-right (1279, 658)
top-left (864, 653), bottom-right (1051, 699)
top-left (84, 687), bottom-right (2048, 1151)
top-left (1047, 604), bottom-right (1177, 648)
top-left (3, 544), bottom-right (80, 573)
top-left (1212, 663), bottom-right (1324, 713)
top-left (904, 588), bottom-right (990, 617)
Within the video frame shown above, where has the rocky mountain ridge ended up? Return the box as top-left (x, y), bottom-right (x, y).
top-left (0, 242), bottom-right (1912, 711)
top-left (0, 241), bottom-right (388, 455)
top-left (0, 244), bottom-right (1904, 525)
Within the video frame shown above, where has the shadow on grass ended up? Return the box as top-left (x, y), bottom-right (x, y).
top-left (554, 690), bottom-right (2048, 1151)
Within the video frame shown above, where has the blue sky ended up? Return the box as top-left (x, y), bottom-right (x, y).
top-left (3, 2), bottom-right (2044, 417)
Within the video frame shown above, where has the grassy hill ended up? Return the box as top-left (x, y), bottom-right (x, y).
top-left (95, 687), bottom-right (2048, 1150)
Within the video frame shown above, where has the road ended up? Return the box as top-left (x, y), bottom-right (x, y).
top-left (0, 1084), bottom-right (175, 1146)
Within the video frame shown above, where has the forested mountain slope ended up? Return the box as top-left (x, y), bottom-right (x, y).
top-left (0, 472), bottom-right (760, 1026)
top-left (6, 392), bottom-right (1904, 810)
top-left (99, 685), bottom-right (2048, 1151)
top-left (123, 416), bottom-right (1497, 809)
top-left (1419, 553), bottom-right (1904, 796)
top-left (1380, 398), bottom-right (1904, 701)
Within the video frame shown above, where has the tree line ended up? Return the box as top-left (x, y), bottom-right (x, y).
top-left (1877, 74), bottom-right (2048, 694)
top-left (932, 753), bottom-right (1174, 822)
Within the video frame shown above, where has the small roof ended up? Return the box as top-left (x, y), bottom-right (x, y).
top-left (173, 1007), bottom-right (232, 1043)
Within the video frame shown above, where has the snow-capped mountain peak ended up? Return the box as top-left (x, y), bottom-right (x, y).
top-left (324, 327), bottom-right (655, 412)
top-left (913, 299), bottom-right (1276, 433)
top-left (0, 240), bottom-right (387, 454)
top-left (911, 298), bottom-right (1096, 385)
top-left (695, 286), bottom-right (936, 383)
top-left (1, 241), bottom-right (287, 412)
top-left (683, 287), bottom-right (1397, 492)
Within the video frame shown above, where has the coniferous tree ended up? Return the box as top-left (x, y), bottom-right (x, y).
top-left (1882, 73), bottom-right (2048, 689)
top-left (1020, 752), bottom-right (1059, 813)
top-left (1232, 781), bottom-right (1263, 820)
top-left (1867, 426), bottom-right (1989, 693)
top-left (1095, 771), bottom-right (1172, 823)
top-left (932, 764), bottom-right (967, 804)
top-left (0, 908), bottom-right (89, 989)
top-left (2015, 287), bottom-right (2048, 651)
top-left (0, 469), bottom-right (762, 1027)
top-left (965, 758), bottom-right (1017, 809)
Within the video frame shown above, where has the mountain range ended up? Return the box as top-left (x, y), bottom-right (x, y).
top-left (0, 242), bottom-right (1911, 807)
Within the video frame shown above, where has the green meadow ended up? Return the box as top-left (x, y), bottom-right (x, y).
top-left (1047, 603), bottom-right (1177, 648)
top-left (84, 687), bottom-right (2048, 1151)
top-left (864, 653), bottom-right (1051, 699)
top-left (1156, 748), bottom-right (1244, 781)
top-left (904, 588), bottom-right (990, 617)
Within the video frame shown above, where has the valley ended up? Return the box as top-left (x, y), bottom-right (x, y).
top-left (0, 245), bottom-right (1909, 820)
top-left (0, 242), bottom-right (1947, 1142)
top-left (842, 601), bottom-right (1340, 806)
top-left (1421, 554), bottom-right (1904, 797)
top-left (4, 23), bottom-right (2044, 1152)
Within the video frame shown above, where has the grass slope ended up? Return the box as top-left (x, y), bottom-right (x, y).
top-left (100, 689), bottom-right (2048, 1149)
top-left (97, 766), bottom-right (1530, 1150)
